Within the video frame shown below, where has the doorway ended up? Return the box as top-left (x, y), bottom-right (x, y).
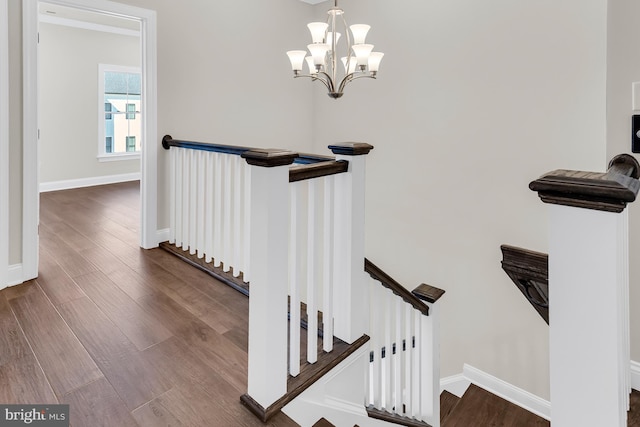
top-left (22, 0), bottom-right (158, 282)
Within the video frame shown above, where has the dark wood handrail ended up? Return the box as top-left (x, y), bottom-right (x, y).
top-left (365, 258), bottom-right (432, 316)
top-left (162, 135), bottom-right (333, 165)
top-left (289, 160), bottom-right (349, 183)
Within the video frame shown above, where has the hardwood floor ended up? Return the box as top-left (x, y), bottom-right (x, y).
top-left (0, 182), bottom-right (297, 427)
top-left (3, 182), bottom-right (640, 427)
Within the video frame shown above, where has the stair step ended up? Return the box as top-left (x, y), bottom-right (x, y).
top-left (442, 384), bottom-right (549, 427)
top-left (241, 334), bottom-right (371, 422)
top-left (440, 390), bottom-right (461, 425)
top-left (312, 418), bottom-right (360, 427)
top-left (366, 406), bottom-right (432, 427)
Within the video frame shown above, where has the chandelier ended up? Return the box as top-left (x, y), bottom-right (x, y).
top-left (286, 0), bottom-right (384, 99)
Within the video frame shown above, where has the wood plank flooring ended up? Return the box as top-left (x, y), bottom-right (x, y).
top-left (3, 181), bottom-right (640, 427)
top-left (0, 182), bottom-right (297, 427)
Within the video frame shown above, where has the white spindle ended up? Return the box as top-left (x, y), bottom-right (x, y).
top-left (383, 288), bottom-right (393, 410)
top-left (188, 150), bottom-right (197, 255)
top-left (169, 147), bottom-right (177, 244)
top-left (307, 180), bottom-right (318, 364)
top-left (404, 302), bottom-right (413, 417)
top-left (289, 182), bottom-right (301, 377)
top-left (322, 176), bottom-right (334, 352)
top-left (181, 149), bottom-right (190, 250)
top-left (411, 310), bottom-right (421, 419)
top-left (196, 151), bottom-right (205, 258)
top-left (233, 155), bottom-right (242, 277)
top-left (223, 155), bottom-right (232, 272)
top-left (204, 152), bottom-right (214, 263)
top-left (372, 280), bottom-right (383, 410)
top-left (213, 153), bottom-right (222, 267)
top-left (243, 164), bottom-right (251, 283)
top-left (393, 297), bottom-right (402, 413)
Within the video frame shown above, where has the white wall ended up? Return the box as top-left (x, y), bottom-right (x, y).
top-left (39, 22), bottom-right (140, 184)
top-left (607, 0), bottom-right (640, 365)
top-left (310, 0), bottom-right (607, 400)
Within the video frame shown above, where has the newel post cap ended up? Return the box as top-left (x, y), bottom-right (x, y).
top-left (241, 149), bottom-right (299, 167)
top-left (328, 142), bottom-right (374, 156)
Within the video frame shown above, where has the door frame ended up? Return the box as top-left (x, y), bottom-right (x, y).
top-left (22, 0), bottom-right (158, 281)
top-left (1, 0), bottom-right (9, 289)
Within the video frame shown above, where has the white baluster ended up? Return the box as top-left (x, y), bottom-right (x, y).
top-left (371, 280), bottom-right (383, 410)
top-left (393, 297), bottom-right (402, 414)
top-left (196, 151), bottom-right (205, 258)
top-left (213, 153), bottom-right (222, 267)
top-left (307, 180), bottom-right (318, 364)
top-left (411, 310), bottom-right (421, 419)
top-left (289, 182), bottom-right (301, 377)
top-left (322, 175), bottom-right (334, 352)
top-left (188, 149), bottom-right (197, 255)
top-left (169, 147), bottom-right (177, 244)
top-left (181, 148), bottom-right (190, 251)
top-left (404, 303), bottom-right (413, 417)
top-left (383, 288), bottom-right (393, 410)
top-left (223, 155), bottom-right (232, 272)
top-left (243, 163), bottom-right (251, 283)
top-left (204, 152), bottom-right (214, 263)
top-left (420, 303), bottom-right (439, 425)
top-left (232, 155), bottom-right (242, 277)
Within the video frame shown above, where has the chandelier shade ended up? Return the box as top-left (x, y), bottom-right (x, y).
top-left (286, 0), bottom-right (383, 99)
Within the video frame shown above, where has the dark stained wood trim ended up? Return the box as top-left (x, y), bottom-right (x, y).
top-left (366, 406), bottom-right (433, 427)
top-left (159, 241), bottom-right (249, 296)
top-left (500, 245), bottom-right (549, 324)
top-left (162, 135), bottom-right (252, 156)
top-left (328, 142), bottom-right (374, 156)
top-left (529, 154), bottom-right (640, 213)
top-left (289, 160), bottom-right (349, 183)
top-left (242, 149), bottom-right (299, 168)
top-left (365, 258), bottom-right (429, 316)
top-left (296, 152), bottom-right (336, 164)
top-left (412, 284), bottom-right (445, 304)
top-left (241, 334), bottom-right (370, 422)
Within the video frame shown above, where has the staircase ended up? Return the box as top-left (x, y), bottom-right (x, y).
top-left (161, 136), bottom-right (444, 427)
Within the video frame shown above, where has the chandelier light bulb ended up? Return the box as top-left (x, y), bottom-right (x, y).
top-left (368, 52), bottom-right (385, 73)
top-left (307, 43), bottom-right (330, 67)
top-left (341, 56), bottom-right (357, 74)
top-left (307, 22), bottom-right (329, 44)
top-left (326, 31), bottom-right (341, 47)
top-left (306, 56), bottom-right (318, 74)
top-left (350, 24), bottom-right (370, 45)
top-left (286, 50), bottom-right (307, 72)
top-left (352, 43), bottom-right (374, 67)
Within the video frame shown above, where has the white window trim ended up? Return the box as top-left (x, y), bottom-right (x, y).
top-left (98, 63), bottom-right (141, 159)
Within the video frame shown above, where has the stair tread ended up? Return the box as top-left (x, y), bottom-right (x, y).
top-left (366, 406), bottom-right (432, 427)
top-left (440, 390), bottom-right (461, 425)
top-left (442, 384), bottom-right (549, 427)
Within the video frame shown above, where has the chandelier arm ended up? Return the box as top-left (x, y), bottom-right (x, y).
top-left (337, 73), bottom-right (375, 94)
top-left (296, 73), bottom-right (333, 92)
top-left (316, 71), bottom-right (336, 92)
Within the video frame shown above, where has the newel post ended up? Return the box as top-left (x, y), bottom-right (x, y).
top-left (240, 149), bottom-right (298, 414)
top-left (329, 142), bottom-right (374, 344)
top-left (530, 154), bottom-right (640, 427)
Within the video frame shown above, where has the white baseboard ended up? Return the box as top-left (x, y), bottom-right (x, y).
top-left (40, 172), bottom-right (140, 193)
top-left (632, 360), bottom-right (640, 391)
top-left (156, 228), bottom-right (170, 244)
top-left (462, 364), bottom-right (551, 421)
top-left (6, 264), bottom-right (24, 287)
top-left (440, 373), bottom-right (470, 398)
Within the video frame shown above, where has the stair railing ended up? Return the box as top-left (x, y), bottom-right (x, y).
top-left (162, 136), bottom-right (444, 426)
top-left (365, 259), bottom-right (445, 427)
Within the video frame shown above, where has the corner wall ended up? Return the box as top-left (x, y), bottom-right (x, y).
top-left (607, 0), bottom-right (640, 366)
top-left (310, 0), bottom-right (608, 400)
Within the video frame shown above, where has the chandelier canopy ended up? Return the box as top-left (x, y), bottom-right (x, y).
top-left (286, 0), bottom-right (384, 99)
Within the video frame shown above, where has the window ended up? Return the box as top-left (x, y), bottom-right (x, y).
top-left (126, 103), bottom-right (136, 120)
top-left (126, 136), bottom-right (136, 152)
top-left (98, 64), bottom-right (142, 159)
